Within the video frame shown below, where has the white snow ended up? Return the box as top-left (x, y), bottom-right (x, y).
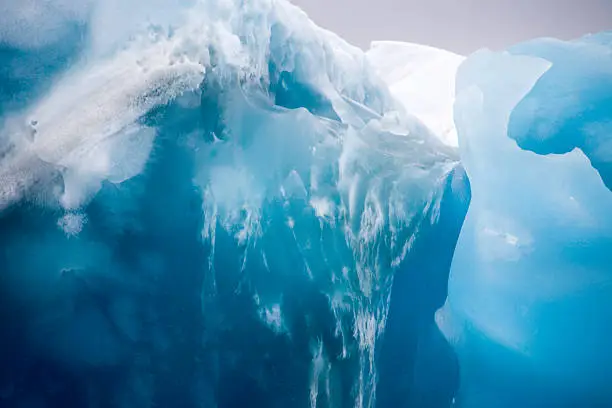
top-left (366, 41), bottom-right (465, 147)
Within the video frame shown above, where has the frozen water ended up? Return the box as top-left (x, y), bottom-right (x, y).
top-left (438, 32), bottom-right (612, 407)
top-left (0, 1), bottom-right (459, 407)
top-left (1, 0), bottom-right (609, 406)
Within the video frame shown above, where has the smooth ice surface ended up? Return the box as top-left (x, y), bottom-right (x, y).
top-left (0, 1), bottom-right (461, 407)
top-left (438, 32), bottom-right (612, 407)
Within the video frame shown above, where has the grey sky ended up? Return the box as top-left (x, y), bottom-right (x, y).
top-left (291, 0), bottom-right (612, 54)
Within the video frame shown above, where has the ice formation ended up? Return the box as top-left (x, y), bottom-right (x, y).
top-left (0, 1), bottom-right (460, 407)
top-left (437, 32), bottom-right (612, 407)
top-left (0, 0), bottom-right (610, 407)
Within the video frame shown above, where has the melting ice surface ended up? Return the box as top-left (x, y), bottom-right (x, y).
top-left (0, 1), bottom-right (461, 407)
top-left (0, 0), bottom-right (610, 407)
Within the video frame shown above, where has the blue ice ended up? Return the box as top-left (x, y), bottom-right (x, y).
top-left (438, 32), bottom-right (612, 407)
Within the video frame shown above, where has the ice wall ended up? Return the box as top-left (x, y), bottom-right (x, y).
top-left (438, 32), bottom-right (612, 407)
top-left (0, 1), bottom-right (461, 407)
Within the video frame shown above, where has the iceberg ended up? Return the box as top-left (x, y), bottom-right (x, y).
top-left (437, 32), bottom-right (612, 407)
top-left (0, 1), bottom-right (461, 407)
top-left (0, 0), bottom-right (610, 407)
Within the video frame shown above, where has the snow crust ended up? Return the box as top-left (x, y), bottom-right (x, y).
top-left (367, 41), bottom-right (465, 147)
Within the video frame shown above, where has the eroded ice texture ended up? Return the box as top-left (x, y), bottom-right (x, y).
top-left (0, 1), bottom-right (460, 407)
top-left (437, 33), bottom-right (612, 407)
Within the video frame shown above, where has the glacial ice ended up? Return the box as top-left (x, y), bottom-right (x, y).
top-left (0, 1), bottom-right (460, 407)
top-left (438, 32), bottom-right (612, 407)
top-left (0, 0), bottom-right (610, 407)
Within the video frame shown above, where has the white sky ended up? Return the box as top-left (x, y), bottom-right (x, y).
top-left (291, 0), bottom-right (612, 54)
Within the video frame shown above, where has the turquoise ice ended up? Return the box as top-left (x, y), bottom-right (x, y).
top-left (438, 32), bottom-right (612, 407)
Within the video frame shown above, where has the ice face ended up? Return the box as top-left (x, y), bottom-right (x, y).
top-left (438, 33), bottom-right (612, 407)
top-left (0, 1), bottom-right (460, 407)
